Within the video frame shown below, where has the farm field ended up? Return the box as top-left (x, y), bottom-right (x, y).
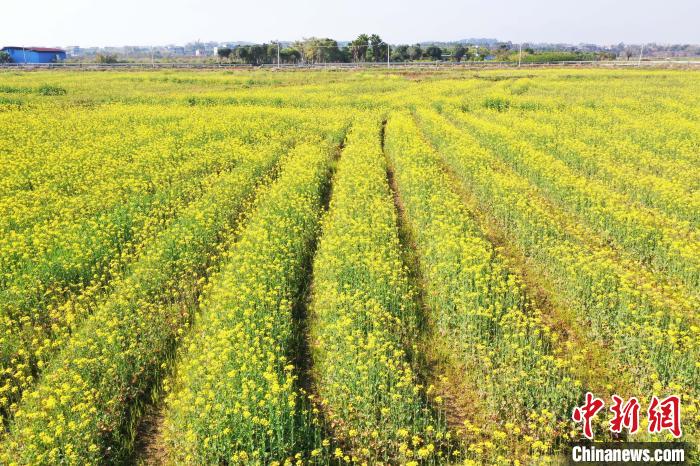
top-left (0, 68), bottom-right (698, 465)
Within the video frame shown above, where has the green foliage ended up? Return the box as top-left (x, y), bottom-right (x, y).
top-left (280, 47), bottom-right (301, 63)
top-left (37, 85), bottom-right (67, 96)
top-left (216, 47), bottom-right (232, 59)
top-left (453, 45), bottom-right (466, 62)
top-left (408, 44), bottom-right (423, 60)
top-left (292, 38), bottom-right (342, 63)
top-left (514, 51), bottom-right (597, 63)
top-left (95, 53), bottom-right (119, 64)
top-left (425, 45), bottom-right (443, 60)
top-left (482, 95), bottom-right (511, 111)
top-left (369, 34), bottom-right (387, 62)
top-left (350, 34), bottom-right (370, 62)
top-left (391, 44), bottom-right (409, 61)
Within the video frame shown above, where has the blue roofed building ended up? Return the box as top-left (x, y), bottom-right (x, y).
top-left (1, 47), bottom-right (67, 64)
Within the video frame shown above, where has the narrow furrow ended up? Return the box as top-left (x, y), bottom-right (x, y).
top-left (308, 116), bottom-right (452, 464)
top-left (161, 131), bottom-right (345, 464)
top-left (426, 158), bottom-right (624, 399)
top-left (383, 125), bottom-right (497, 460)
top-left (134, 130), bottom-right (343, 463)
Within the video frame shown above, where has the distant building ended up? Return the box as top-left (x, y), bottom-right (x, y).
top-left (1, 47), bottom-right (67, 63)
top-left (66, 46), bottom-right (81, 57)
top-left (166, 46), bottom-right (185, 55)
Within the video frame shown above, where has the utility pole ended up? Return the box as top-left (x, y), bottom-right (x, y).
top-left (387, 43), bottom-right (390, 68)
top-left (638, 43), bottom-right (644, 66)
top-left (277, 41), bottom-right (280, 69)
top-left (518, 43), bottom-right (522, 67)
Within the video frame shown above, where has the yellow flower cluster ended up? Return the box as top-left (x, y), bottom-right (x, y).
top-left (559, 103), bottom-right (699, 175)
top-left (309, 115), bottom-right (450, 464)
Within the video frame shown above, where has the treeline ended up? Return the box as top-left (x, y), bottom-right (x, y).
top-left (216, 34), bottom-right (622, 64)
top-left (510, 50), bottom-right (616, 63)
top-left (216, 34), bottom-right (497, 64)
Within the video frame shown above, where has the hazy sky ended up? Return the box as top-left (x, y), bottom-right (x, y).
top-left (3, 0), bottom-right (698, 47)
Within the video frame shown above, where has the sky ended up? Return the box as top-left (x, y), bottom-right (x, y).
top-left (3, 0), bottom-right (698, 47)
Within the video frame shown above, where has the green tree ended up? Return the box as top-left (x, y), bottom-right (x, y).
top-left (0, 51), bottom-right (11, 64)
top-left (350, 34), bottom-right (370, 62)
top-left (369, 34), bottom-right (387, 62)
top-left (249, 44), bottom-right (266, 64)
top-left (391, 45), bottom-right (409, 61)
top-left (95, 53), bottom-right (118, 64)
top-left (474, 46), bottom-right (489, 60)
top-left (293, 38), bottom-right (341, 63)
top-left (497, 42), bottom-right (511, 51)
top-left (217, 47), bottom-right (232, 59)
top-left (425, 45), bottom-right (442, 60)
top-left (280, 48), bottom-right (301, 63)
top-left (408, 44), bottom-right (423, 60)
top-left (266, 43), bottom-right (278, 63)
top-left (234, 46), bottom-right (250, 63)
top-left (453, 45), bottom-right (466, 62)
top-left (321, 38), bottom-right (343, 62)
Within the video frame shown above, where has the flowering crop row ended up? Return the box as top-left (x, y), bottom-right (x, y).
top-left (309, 116), bottom-right (450, 464)
top-left (0, 106), bottom-right (333, 271)
top-left (0, 107), bottom-right (340, 423)
top-left (384, 112), bottom-right (583, 460)
top-left (0, 106), bottom-right (287, 235)
top-left (446, 110), bottom-right (700, 296)
top-left (161, 134), bottom-right (345, 464)
top-left (416, 108), bottom-right (700, 441)
top-left (553, 103), bottom-right (700, 168)
top-left (471, 107), bottom-right (700, 227)
top-left (0, 129), bottom-right (305, 464)
top-left (509, 105), bottom-right (700, 190)
top-left (0, 107), bottom-right (165, 207)
top-left (0, 137), bottom-right (280, 420)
